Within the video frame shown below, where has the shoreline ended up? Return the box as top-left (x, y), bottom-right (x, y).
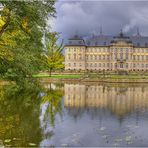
top-left (34, 72), bottom-right (148, 83)
top-left (39, 77), bottom-right (148, 83)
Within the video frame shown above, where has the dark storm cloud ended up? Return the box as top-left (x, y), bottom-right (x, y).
top-left (51, 1), bottom-right (148, 38)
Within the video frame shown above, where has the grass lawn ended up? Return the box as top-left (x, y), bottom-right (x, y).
top-left (33, 73), bottom-right (148, 79)
top-left (33, 74), bottom-right (82, 79)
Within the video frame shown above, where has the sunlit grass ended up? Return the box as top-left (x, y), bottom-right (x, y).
top-left (33, 73), bottom-right (148, 79)
top-left (33, 74), bottom-right (82, 78)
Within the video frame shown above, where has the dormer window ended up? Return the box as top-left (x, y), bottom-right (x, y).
top-left (79, 41), bottom-right (81, 44)
top-left (69, 41), bottom-right (72, 44)
top-left (104, 42), bottom-right (106, 45)
top-left (145, 43), bottom-right (148, 47)
top-left (137, 42), bottom-right (140, 47)
top-left (95, 42), bottom-right (98, 46)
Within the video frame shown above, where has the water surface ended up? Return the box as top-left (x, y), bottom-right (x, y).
top-left (1, 82), bottom-right (148, 147)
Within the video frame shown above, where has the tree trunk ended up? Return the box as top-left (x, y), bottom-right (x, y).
top-left (49, 68), bottom-right (52, 77)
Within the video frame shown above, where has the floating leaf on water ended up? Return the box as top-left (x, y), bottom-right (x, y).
top-left (126, 125), bottom-right (132, 128)
top-left (134, 126), bottom-right (140, 129)
top-left (125, 136), bottom-right (132, 142)
top-left (4, 139), bottom-right (11, 143)
top-left (127, 141), bottom-right (132, 145)
top-left (115, 138), bottom-right (123, 142)
top-left (100, 127), bottom-right (106, 131)
top-left (112, 143), bottom-right (119, 147)
top-left (28, 143), bottom-right (36, 146)
top-left (61, 143), bottom-right (68, 147)
top-left (102, 135), bottom-right (109, 139)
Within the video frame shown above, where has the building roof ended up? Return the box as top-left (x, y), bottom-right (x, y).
top-left (65, 32), bottom-right (148, 47)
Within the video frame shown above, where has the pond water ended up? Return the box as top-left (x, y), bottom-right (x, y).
top-left (0, 82), bottom-right (148, 147)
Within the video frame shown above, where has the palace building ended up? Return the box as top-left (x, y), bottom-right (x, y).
top-left (64, 30), bottom-right (148, 71)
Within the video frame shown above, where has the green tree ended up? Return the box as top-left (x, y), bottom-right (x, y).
top-left (44, 32), bottom-right (64, 76)
top-left (0, 1), bottom-right (56, 84)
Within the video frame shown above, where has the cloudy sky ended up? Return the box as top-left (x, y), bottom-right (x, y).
top-left (51, 1), bottom-right (148, 39)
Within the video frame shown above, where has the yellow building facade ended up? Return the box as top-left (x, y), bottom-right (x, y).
top-left (65, 31), bottom-right (148, 71)
top-left (64, 83), bottom-right (148, 117)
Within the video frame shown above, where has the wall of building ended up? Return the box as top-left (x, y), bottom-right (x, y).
top-left (65, 42), bottom-right (148, 71)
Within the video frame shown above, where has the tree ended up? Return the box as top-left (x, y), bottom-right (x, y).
top-left (44, 32), bottom-right (64, 76)
top-left (0, 1), bottom-right (56, 84)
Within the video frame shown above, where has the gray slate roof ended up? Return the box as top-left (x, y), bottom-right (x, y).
top-left (65, 33), bottom-right (148, 47)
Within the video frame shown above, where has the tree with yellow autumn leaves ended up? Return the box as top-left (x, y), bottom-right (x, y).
top-left (0, 1), bottom-right (61, 84)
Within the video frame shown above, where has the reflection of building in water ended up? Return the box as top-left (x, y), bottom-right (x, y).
top-left (64, 83), bottom-right (148, 117)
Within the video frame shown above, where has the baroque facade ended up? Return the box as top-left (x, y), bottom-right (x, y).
top-left (64, 31), bottom-right (148, 71)
top-left (64, 83), bottom-right (148, 117)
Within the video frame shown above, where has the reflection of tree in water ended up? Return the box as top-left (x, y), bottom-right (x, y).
top-left (0, 84), bottom-right (42, 147)
top-left (39, 84), bottom-right (63, 146)
top-left (41, 87), bottom-right (63, 127)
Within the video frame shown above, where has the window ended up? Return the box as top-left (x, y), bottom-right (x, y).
top-left (74, 53), bottom-right (76, 60)
top-left (145, 43), bottom-right (148, 47)
top-left (68, 54), bottom-right (71, 60)
top-left (74, 63), bottom-right (76, 67)
top-left (104, 42), bottom-right (106, 45)
top-left (79, 41), bottom-right (81, 44)
top-left (95, 63), bottom-right (97, 67)
top-left (146, 55), bottom-right (148, 60)
top-left (120, 63), bottom-right (123, 68)
top-left (86, 55), bottom-right (88, 60)
top-left (95, 55), bottom-right (97, 60)
top-left (107, 55), bottom-right (109, 60)
top-left (126, 54), bottom-right (128, 59)
top-left (137, 43), bottom-right (140, 47)
top-left (126, 63), bottom-right (128, 68)
top-left (90, 55), bottom-right (93, 60)
top-left (95, 42), bottom-right (97, 46)
top-left (68, 63), bottom-right (71, 67)
top-left (115, 63), bottom-right (117, 68)
top-left (120, 53), bottom-right (123, 59)
top-left (79, 54), bottom-right (82, 60)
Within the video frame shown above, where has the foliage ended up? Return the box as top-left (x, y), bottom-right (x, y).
top-left (0, 84), bottom-right (42, 147)
top-left (0, 1), bottom-right (56, 84)
top-left (41, 84), bottom-right (63, 126)
top-left (43, 32), bottom-right (64, 76)
top-left (0, 82), bottom-right (63, 146)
